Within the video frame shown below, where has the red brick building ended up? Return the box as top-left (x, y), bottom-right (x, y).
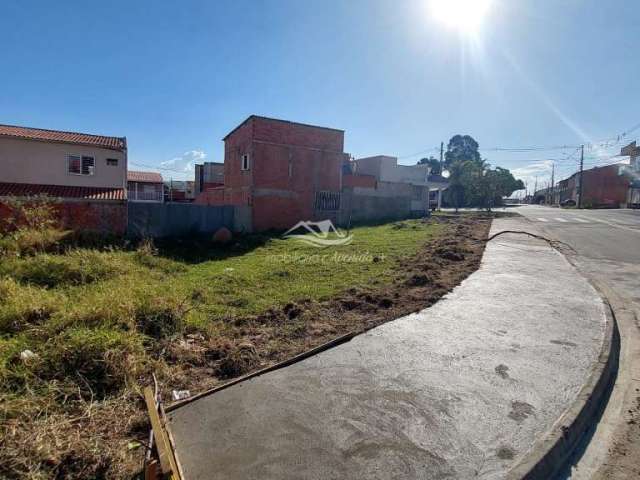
top-left (580, 164), bottom-right (631, 208)
top-left (198, 115), bottom-right (347, 231)
top-left (558, 164), bottom-right (633, 208)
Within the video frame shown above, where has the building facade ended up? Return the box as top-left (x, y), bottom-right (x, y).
top-left (127, 171), bottom-right (163, 202)
top-left (0, 124), bottom-right (127, 194)
top-left (352, 155), bottom-right (432, 214)
top-left (195, 162), bottom-right (224, 195)
top-left (199, 115), bottom-right (347, 231)
top-left (0, 124), bottom-right (127, 233)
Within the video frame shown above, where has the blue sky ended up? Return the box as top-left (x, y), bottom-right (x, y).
top-left (1, 0), bottom-right (638, 191)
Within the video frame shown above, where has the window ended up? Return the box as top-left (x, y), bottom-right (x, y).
top-left (68, 154), bottom-right (95, 175)
top-left (241, 153), bottom-right (250, 171)
top-left (106, 158), bottom-right (118, 166)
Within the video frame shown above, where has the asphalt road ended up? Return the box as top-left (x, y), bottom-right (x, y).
top-left (513, 206), bottom-right (640, 314)
top-left (512, 206), bottom-right (640, 478)
top-left (167, 220), bottom-right (606, 480)
top-left (514, 206), bottom-right (640, 267)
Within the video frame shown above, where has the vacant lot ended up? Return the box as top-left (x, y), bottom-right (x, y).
top-left (0, 212), bottom-right (492, 479)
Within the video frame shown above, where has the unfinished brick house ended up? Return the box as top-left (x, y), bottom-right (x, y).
top-left (198, 115), bottom-right (347, 231)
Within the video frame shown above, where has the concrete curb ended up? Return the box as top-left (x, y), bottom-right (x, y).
top-left (505, 285), bottom-right (620, 479)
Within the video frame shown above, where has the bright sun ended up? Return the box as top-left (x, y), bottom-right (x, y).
top-left (430, 0), bottom-right (493, 33)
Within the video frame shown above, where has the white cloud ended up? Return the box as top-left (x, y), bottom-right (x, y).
top-left (161, 150), bottom-right (207, 174)
top-left (511, 160), bottom-right (553, 193)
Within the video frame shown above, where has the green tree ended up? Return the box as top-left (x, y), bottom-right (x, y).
top-left (444, 135), bottom-right (481, 167)
top-left (445, 160), bottom-right (471, 213)
top-left (441, 134), bottom-right (524, 210)
top-left (417, 156), bottom-right (441, 175)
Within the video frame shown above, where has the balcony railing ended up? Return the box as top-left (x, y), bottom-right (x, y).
top-left (128, 189), bottom-right (163, 202)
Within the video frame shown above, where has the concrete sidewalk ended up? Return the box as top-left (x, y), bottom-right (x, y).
top-left (166, 219), bottom-right (607, 480)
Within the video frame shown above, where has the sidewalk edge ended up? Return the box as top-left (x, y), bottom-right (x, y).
top-left (506, 283), bottom-right (620, 479)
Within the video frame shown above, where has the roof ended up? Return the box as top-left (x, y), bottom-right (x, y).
top-left (428, 174), bottom-right (450, 184)
top-left (223, 115), bottom-right (344, 141)
top-left (0, 124), bottom-right (126, 151)
top-left (127, 170), bottom-right (163, 183)
top-left (0, 182), bottom-right (125, 200)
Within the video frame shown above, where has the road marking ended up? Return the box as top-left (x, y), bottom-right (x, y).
top-left (588, 217), bottom-right (640, 235)
top-left (555, 218), bottom-right (568, 223)
top-left (536, 217), bottom-right (548, 222)
top-left (572, 217), bottom-right (589, 223)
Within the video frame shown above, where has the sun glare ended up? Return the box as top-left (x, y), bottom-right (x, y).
top-left (430, 0), bottom-right (493, 33)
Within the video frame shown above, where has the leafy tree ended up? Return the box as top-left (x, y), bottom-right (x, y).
top-left (459, 163), bottom-right (526, 211)
top-left (445, 160), bottom-right (470, 212)
top-left (417, 156), bottom-right (441, 175)
top-left (444, 135), bottom-right (481, 167)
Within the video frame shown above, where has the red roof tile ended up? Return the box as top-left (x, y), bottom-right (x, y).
top-left (0, 124), bottom-right (125, 151)
top-left (0, 182), bottom-right (125, 200)
top-left (127, 170), bottom-right (163, 183)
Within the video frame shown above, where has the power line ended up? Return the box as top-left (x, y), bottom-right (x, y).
top-left (129, 161), bottom-right (190, 174)
top-left (481, 145), bottom-right (579, 152)
top-left (398, 120), bottom-right (639, 162)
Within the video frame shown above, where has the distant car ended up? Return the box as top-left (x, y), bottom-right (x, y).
top-left (560, 199), bottom-right (576, 207)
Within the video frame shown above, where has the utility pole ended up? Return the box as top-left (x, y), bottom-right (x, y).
top-left (533, 176), bottom-right (538, 200)
top-left (577, 145), bottom-right (584, 209)
top-left (439, 141), bottom-right (444, 174)
top-left (550, 162), bottom-right (555, 205)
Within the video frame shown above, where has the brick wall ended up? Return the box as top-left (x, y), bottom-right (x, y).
top-left (0, 199), bottom-right (127, 235)
top-left (582, 165), bottom-right (630, 207)
top-left (221, 116), bottom-right (346, 231)
top-left (343, 174), bottom-right (377, 189)
top-left (252, 117), bottom-right (344, 152)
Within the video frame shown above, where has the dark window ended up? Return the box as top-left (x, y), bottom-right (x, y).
top-left (68, 154), bottom-right (94, 175)
top-left (68, 154), bottom-right (81, 174)
top-left (81, 156), bottom-right (95, 175)
top-left (106, 158), bottom-right (118, 166)
top-left (241, 153), bottom-right (250, 170)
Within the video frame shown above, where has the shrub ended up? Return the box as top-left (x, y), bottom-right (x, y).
top-left (215, 341), bottom-right (259, 379)
top-left (0, 278), bottom-right (59, 333)
top-left (0, 250), bottom-right (118, 287)
top-left (37, 327), bottom-right (145, 398)
top-left (0, 196), bottom-right (67, 256)
top-left (134, 296), bottom-right (186, 339)
top-left (0, 336), bottom-right (39, 392)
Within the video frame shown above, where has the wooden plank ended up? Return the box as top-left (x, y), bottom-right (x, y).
top-left (144, 386), bottom-right (180, 479)
top-left (144, 459), bottom-right (160, 480)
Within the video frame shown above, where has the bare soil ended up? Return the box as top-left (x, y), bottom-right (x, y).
top-left (161, 214), bottom-right (493, 399)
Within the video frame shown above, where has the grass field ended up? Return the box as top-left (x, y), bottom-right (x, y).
top-left (0, 217), bottom-right (457, 479)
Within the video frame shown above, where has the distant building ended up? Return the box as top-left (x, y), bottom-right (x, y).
top-left (0, 123), bottom-right (127, 233)
top-left (621, 141), bottom-right (640, 172)
top-left (197, 115), bottom-right (347, 231)
top-left (165, 180), bottom-right (195, 202)
top-left (0, 123), bottom-right (127, 199)
top-left (557, 163), bottom-right (633, 208)
top-left (351, 155), bottom-right (441, 213)
top-left (195, 162), bottom-right (224, 195)
top-left (127, 170), bottom-right (163, 202)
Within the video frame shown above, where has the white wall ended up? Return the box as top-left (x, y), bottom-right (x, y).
top-left (355, 155), bottom-right (429, 186)
top-left (0, 137), bottom-right (126, 188)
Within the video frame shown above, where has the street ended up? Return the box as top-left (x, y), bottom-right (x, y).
top-left (513, 206), bottom-right (640, 479)
top-left (514, 205), bottom-right (640, 312)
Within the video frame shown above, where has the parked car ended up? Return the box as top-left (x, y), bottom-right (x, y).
top-left (560, 199), bottom-right (576, 207)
